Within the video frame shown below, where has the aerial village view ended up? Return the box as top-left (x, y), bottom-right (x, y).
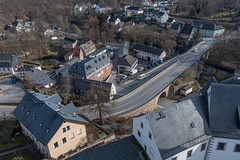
top-left (0, 0), bottom-right (240, 159)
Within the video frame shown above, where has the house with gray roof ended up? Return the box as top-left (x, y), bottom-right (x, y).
top-left (133, 44), bottom-right (166, 62)
top-left (180, 24), bottom-right (197, 39)
top-left (73, 78), bottom-right (116, 100)
top-left (0, 52), bottom-right (23, 75)
top-left (134, 81), bottom-right (240, 160)
top-left (13, 91), bottom-right (88, 158)
top-left (24, 69), bottom-right (53, 89)
top-left (202, 23), bottom-right (225, 37)
top-left (156, 12), bottom-right (169, 23)
top-left (126, 6), bottom-right (143, 16)
top-left (70, 53), bottom-right (112, 81)
top-left (118, 55), bottom-right (138, 73)
top-left (133, 96), bottom-right (211, 160)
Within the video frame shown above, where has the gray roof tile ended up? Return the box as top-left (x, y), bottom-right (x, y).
top-left (13, 91), bottom-right (87, 146)
top-left (133, 44), bottom-right (165, 56)
top-left (145, 96), bottom-right (211, 159)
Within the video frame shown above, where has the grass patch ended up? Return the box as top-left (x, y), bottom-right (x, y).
top-left (172, 65), bottom-right (195, 86)
top-left (31, 59), bottom-right (59, 69)
top-left (0, 119), bottom-right (30, 151)
top-left (0, 149), bottom-right (34, 160)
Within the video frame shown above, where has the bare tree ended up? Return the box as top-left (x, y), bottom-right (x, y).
top-left (79, 83), bottom-right (115, 124)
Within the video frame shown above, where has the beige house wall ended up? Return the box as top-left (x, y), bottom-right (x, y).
top-left (47, 120), bottom-right (87, 159)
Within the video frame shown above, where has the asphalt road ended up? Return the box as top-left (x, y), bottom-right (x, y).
top-left (111, 38), bottom-right (215, 116)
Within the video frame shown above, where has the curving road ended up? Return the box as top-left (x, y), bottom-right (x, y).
top-left (111, 38), bottom-right (215, 116)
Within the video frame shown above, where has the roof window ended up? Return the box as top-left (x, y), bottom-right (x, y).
top-left (40, 123), bottom-right (43, 127)
top-left (46, 128), bottom-right (50, 133)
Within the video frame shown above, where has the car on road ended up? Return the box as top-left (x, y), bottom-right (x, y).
top-left (155, 61), bottom-right (159, 65)
top-left (120, 75), bottom-right (128, 80)
top-left (160, 59), bottom-right (163, 63)
top-left (192, 48), bottom-right (198, 52)
top-left (138, 67), bottom-right (144, 72)
top-left (137, 74), bottom-right (146, 80)
top-left (11, 78), bottom-right (18, 84)
top-left (144, 66), bottom-right (148, 70)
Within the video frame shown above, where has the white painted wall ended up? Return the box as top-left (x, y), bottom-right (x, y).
top-left (136, 50), bottom-right (166, 62)
top-left (133, 116), bottom-right (163, 160)
top-left (207, 137), bottom-right (240, 160)
top-left (165, 140), bottom-right (209, 160)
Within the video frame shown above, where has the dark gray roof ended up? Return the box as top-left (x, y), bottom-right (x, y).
top-left (90, 48), bottom-right (106, 57)
top-left (62, 37), bottom-right (77, 44)
top-left (152, 10), bottom-right (159, 14)
top-left (64, 57), bottom-right (81, 67)
top-left (74, 79), bottom-right (113, 94)
top-left (64, 52), bottom-right (73, 59)
top-left (208, 83), bottom-right (240, 139)
top-left (0, 53), bottom-right (21, 68)
top-left (118, 55), bottom-right (138, 67)
top-left (109, 17), bottom-right (119, 23)
top-left (157, 12), bottom-right (166, 16)
top-left (133, 44), bottom-right (165, 56)
top-left (171, 22), bottom-right (181, 30)
top-left (180, 24), bottom-right (194, 35)
top-left (191, 20), bottom-right (206, 27)
top-left (200, 77), bottom-right (218, 95)
top-left (13, 91), bottom-right (87, 146)
top-left (67, 136), bottom-right (143, 160)
top-left (70, 53), bottom-right (110, 79)
top-left (118, 41), bottom-right (129, 58)
top-left (126, 6), bottom-right (142, 11)
top-left (220, 76), bottom-right (240, 85)
top-left (202, 23), bottom-right (225, 31)
top-left (145, 96), bottom-right (211, 159)
top-left (167, 18), bottom-right (175, 23)
top-left (25, 69), bottom-right (53, 87)
top-left (147, 9), bottom-right (154, 13)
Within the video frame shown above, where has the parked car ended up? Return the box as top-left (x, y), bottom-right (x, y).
top-left (129, 69), bottom-right (138, 76)
top-left (155, 61), bottom-right (159, 65)
top-left (144, 66), bottom-right (148, 70)
top-left (147, 64), bottom-right (152, 69)
top-left (150, 62), bottom-right (155, 67)
top-left (137, 74), bottom-right (146, 80)
top-left (160, 59), bottom-right (163, 63)
top-left (120, 75), bottom-right (127, 80)
top-left (11, 78), bottom-right (18, 84)
top-left (138, 67), bottom-right (144, 72)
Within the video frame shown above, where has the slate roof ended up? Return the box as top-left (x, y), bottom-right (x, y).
top-left (180, 24), bottom-right (194, 35)
top-left (64, 57), bottom-right (81, 68)
top-left (191, 20), bottom-right (206, 27)
top-left (62, 37), bottom-right (77, 44)
top-left (90, 48), bottom-right (106, 57)
top-left (157, 12), bottom-right (166, 16)
top-left (74, 79), bottom-right (113, 95)
top-left (0, 53), bottom-right (21, 68)
top-left (126, 6), bottom-right (142, 11)
top-left (220, 76), bottom-right (240, 85)
top-left (202, 23), bottom-right (225, 31)
top-left (145, 96), bottom-right (211, 159)
top-left (171, 22), bottom-right (181, 30)
top-left (152, 10), bottom-right (159, 15)
top-left (200, 77), bottom-right (218, 95)
top-left (133, 44), bottom-right (165, 56)
top-left (67, 136), bottom-right (143, 160)
top-left (118, 41), bottom-right (129, 58)
top-left (147, 9), bottom-right (154, 13)
top-left (167, 18), bottom-right (175, 23)
top-left (25, 69), bottom-right (53, 87)
top-left (118, 55), bottom-right (138, 67)
top-left (13, 91), bottom-right (87, 146)
top-left (208, 83), bottom-right (240, 139)
top-left (71, 53), bottom-right (110, 79)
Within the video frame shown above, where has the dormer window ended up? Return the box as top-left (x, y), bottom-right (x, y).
top-left (21, 106), bottom-right (25, 110)
top-left (33, 116), bottom-right (36, 120)
top-left (26, 111), bottom-right (30, 115)
top-left (46, 128), bottom-right (50, 133)
top-left (40, 123), bottom-right (43, 127)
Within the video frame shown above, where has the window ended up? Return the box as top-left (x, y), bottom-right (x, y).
top-left (217, 142), bottom-right (226, 151)
top-left (46, 128), bottom-right (50, 133)
top-left (70, 133), bottom-right (75, 139)
top-left (26, 111), bottom-right (30, 115)
top-left (141, 122), bottom-right (143, 128)
top-left (62, 137), bottom-right (67, 144)
top-left (21, 106), bottom-right (25, 110)
top-left (234, 144), bottom-right (240, 152)
top-left (54, 142), bottom-right (58, 148)
top-left (40, 123), bottom-right (43, 127)
top-left (172, 157), bottom-right (177, 160)
top-left (144, 144), bottom-right (147, 150)
top-left (77, 129), bottom-right (82, 135)
top-left (201, 143), bottom-right (207, 151)
top-left (62, 127), bottom-right (66, 133)
top-left (149, 132), bottom-right (152, 139)
top-left (138, 130), bottom-right (141, 137)
top-left (187, 150), bottom-right (192, 158)
top-left (67, 125), bottom-right (70, 131)
top-left (33, 116), bottom-right (36, 120)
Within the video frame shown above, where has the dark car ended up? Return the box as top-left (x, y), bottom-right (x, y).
top-left (150, 62), bottom-right (155, 67)
top-left (155, 61), bottom-right (159, 65)
top-left (147, 64), bottom-right (152, 69)
top-left (144, 66), bottom-right (148, 70)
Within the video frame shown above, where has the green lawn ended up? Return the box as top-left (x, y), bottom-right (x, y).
top-left (0, 150), bottom-right (34, 160)
top-left (0, 119), bottom-right (30, 151)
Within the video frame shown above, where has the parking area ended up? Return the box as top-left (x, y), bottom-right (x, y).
top-left (0, 78), bottom-right (26, 104)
